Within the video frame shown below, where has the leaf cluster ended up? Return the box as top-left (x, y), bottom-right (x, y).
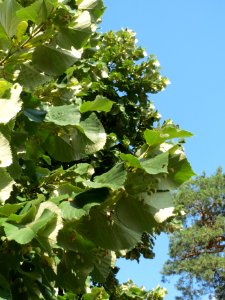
top-left (0, 0), bottom-right (194, 298)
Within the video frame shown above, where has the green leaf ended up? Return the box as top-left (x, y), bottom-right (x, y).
top-left (16, 0), bottom-right (54, 24)
top-left (17, 63), bottom-right (52, 90)
top-left (140, 152), bottom-right (169, 175)
top-left (80, 95), bottom-right (114, 113)
top-left (0, 24), bottom-right (10, 50)
top-left (77, 192), bottom-right (142, 250)
top-left (15, 20), bottom-right (28, 43)
top-left (168, 154), bottom-right (195, 186)
top-left (144, 126), bottom-right (193, 148)
top-left (116, 191), bottom-right (174, 234)
top-left (35, 201), bottom-right (62, 244)
top-left (56, 27), bottom-right (91, 50)
top-left (91, 251), bottom-right (116, 282)
top-left (78, 208), bottom-right (142, 251)
top-left (45, 104), bottom-right (80, 126)
top-left (120, 153), bottom-right (141, 168)
top-left (32, 45), bottom-right (81, 76)
top-left (75, 163), bottom-right (94, 176)
top-left (116, 194), bottom-right (157, 233)
top-left (77, 0), bottom-right (102, 10)
top-left (0, 84), bottom-right (22, 124)
top-left (156, 174), bottom-right (179, 191)
top-left (43, 113), bottom-right (106, 161)
top-left (141, 191), bottom-right (175, 223)
top-left (82, 287), bottom-right (109, 300)
top-left (0, 133), bottom-right (12, 167)
top-left (125, 170), bottom-right (156, 195)
top-left (0, 203), bottom-right (24, 217)
top-left (57, 250), bottom-right (95, 293)
top-left (3, 222), bottom-right (36, 244)
top-left (3, 207), bottom-right (57, 244)
top-left (74, 10), bottom-right (91, 30)
top-left (0, 169), bottom-right (15, 203)
top-left (86, 163), bottom-right (127, 190)
top-left (54, 183), bottom-right (83, 198)
top-left (7, 204), bottom-right (37, 224)
top-left (0, 0), bottom-right (22, 38)
top-left (57, 223), bottom-right (95, 252)
top-left (0, 79), bottom-right (12, 97)
top-left (79, 112), bottom-right (106, 152)
top-left (59, 201), bottom-right (86, 220)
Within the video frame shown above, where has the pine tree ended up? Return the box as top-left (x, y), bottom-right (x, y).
top-left (162, 168), bottom-right (225, 299)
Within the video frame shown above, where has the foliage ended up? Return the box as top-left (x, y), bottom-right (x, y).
top-left (0, 0), bottom-right (194, 298)
top-left (76, 280), bottom-right (167, 300)
top-left (162, 168), bottom-right (225, 300)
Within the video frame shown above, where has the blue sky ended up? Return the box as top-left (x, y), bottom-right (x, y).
top-left (101, 1), bottom-right (225, 299)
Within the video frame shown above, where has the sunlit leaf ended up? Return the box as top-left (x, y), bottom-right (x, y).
top-left (35, 201), bottom-right (62, 243)
top-left (0, 79), bottom-right (12, 97)
top-left (0, 28), bottom-right (10, 50)
top-left (144, 126), bottom-right (193, 148)
top-left (168, 153), bottom-right (195, 186)
top-left (77, 0), bottom-right (102, 10)
top-left (116, 191), bottom-right (174, 232)
top-left (80, 95), bottom-right (114, 113)
top-left (59, 201), bottom-right (86, 220)
top-left (141, 191), bottom-right (175, 223)
top-left (0, 0), bottom-right (21, 37)
top-left (86, 163), bottom-right (127, 190)
top-left (120, 153), bottom-right (141, 168)
top-left (0, 133), bottom-right (12, 167)
top-left (0, 83), bottom-right (22, 124)
top-left (82, 287), bottom-right (109, 300)
top-left (3, 206), bottom-right (57, 244)
top-left (15, 20), bottom-right (28, 42)
top-left (140, 152), bottom-right (169, 175)
top-left (45, 104), bottom-right (80, 126)
top-left (0, 203), bottom-right (24, 217)
top-left (16, 0), bottom-right (55, 24)
top-left (74, 10), bottom-right (91, 30)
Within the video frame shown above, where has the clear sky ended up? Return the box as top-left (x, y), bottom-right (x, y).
top-left (101, 1), bottom-right (225, 299)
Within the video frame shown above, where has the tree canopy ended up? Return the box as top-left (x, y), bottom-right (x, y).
top-left (162, 168), bottom-right (225, 300)
top-left (0, 0), bottom-right (194, 299)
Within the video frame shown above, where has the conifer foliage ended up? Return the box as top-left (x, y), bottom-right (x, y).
top-left (162, 168), bottom-right (225, 300)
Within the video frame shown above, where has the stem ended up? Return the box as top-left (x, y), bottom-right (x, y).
top-left (139, 146), bottom-right (150, 159)
top-left (20, 24), bottom-right (45, 49)
top-left (0, 24), bottom-right (45, 66)
top-left (0, 5), bottom-right (56, 67)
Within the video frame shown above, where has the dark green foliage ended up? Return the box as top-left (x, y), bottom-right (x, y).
top-left (0, 0), bottom-right (193, 298)
top-left (162, 168), bottom-right (225, 299)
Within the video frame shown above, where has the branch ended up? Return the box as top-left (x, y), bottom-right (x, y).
top-left (181, 236), bottom-right (225, 259)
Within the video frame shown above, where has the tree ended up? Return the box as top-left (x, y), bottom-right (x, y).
top-left (0, 0), bottom-right (194, 299)
top-left (162, 168), bottom-right (225, 300)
